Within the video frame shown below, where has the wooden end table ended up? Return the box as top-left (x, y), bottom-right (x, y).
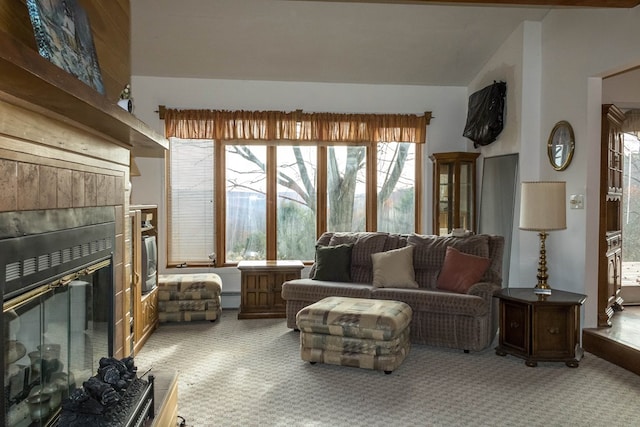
top-left (237, 260), bottom-right (304, 319)
top-left (494, 287), bottom-right (587, 367)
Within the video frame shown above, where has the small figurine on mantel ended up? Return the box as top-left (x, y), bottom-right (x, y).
top-left (117, 84), bottom-right (133, 113)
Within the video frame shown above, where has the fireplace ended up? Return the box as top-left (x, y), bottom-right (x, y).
top-left (1, 207), bottom-right (116, 426)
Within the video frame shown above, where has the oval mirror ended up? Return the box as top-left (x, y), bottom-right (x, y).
top-left (547, 121), bottom-right (575, 171)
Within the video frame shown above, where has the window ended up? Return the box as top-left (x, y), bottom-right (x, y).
top-left (377, 142), bottom-right (416, 234)
top-left (168, 139), bottom-right (422, 265)
top-left (327, 145), bottom-right (367, 232)
top-left (277, 145), bottom-right (317, 261)
top-left (163, 109), bottom-right (429, 266)
top-left (226, 145), bottom-right (267, 261)
top-left (167, 138), bottom-right (215, 265)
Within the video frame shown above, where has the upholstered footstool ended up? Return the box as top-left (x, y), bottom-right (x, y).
top-left (296, 296), bottom-right (412, 374)
top-left (157, 273), bottom-right (222, 322)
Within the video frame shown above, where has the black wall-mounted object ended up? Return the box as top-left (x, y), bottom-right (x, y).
top-left (463, 81), bottom-right (507, 148)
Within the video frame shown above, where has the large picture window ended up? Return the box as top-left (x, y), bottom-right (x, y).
top-left (163, 109), bottom-right (430, 266)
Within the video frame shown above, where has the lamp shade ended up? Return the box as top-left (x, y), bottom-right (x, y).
top-left (519, 181), bottom-right (566, 231)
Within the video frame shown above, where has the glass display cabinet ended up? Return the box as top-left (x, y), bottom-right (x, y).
top-left (430, 152), bottom-right (479, 235)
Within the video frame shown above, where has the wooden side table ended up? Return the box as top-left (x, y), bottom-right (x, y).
top-left (494, 288), bottom-right (587, 367)
top-left (237, 260), bottom-right (304, 319)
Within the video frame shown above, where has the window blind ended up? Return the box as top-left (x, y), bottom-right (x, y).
top-left (167, 138), bottom-right (215, 264)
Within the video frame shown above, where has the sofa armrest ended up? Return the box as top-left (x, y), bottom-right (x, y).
top-left (466, 281), bottom-right (501, 302)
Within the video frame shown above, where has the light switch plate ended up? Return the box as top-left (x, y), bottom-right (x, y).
top-left (570, 194), bottom-right (584, 209)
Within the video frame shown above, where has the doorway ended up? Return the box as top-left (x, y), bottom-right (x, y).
top-left (622, 130), bottom-right (640, 304)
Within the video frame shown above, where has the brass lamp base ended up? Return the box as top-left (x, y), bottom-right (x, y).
top-left (534, 231), bottom-right (552, 295)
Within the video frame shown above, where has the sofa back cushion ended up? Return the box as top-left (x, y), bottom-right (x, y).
top-left (328, 232), bottom-right (388, 283)
top-left (308, 232), bottom-right (503, 289)
top-left (408, 234), bottom-right (490, 289)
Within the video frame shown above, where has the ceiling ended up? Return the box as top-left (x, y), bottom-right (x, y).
top-left (130, 0), bottom-right (636, 87)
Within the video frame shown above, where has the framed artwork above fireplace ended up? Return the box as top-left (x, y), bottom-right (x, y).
top-left (26, 0), bottom-right (105, 94)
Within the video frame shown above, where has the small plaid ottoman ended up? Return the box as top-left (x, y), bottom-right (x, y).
top-left (157, 273), bottom-right (222, 322)
top-left (296, 296), bottom-right (412, 374)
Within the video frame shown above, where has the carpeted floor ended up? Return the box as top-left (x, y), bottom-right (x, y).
top-left (135, 310), bottom-right (640, 427)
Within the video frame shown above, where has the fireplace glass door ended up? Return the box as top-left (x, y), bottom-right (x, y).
top-left (3, 259), bottom-right (113, 427)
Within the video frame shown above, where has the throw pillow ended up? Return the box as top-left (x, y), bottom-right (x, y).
top-left (312, 243), bottom-right (353, 282)
top-left (371, 245), bottom-right (418, 288)
top-left (329, 232), bottom-right (388, 283)
top-left (436, 246), bottom-right (491, 294)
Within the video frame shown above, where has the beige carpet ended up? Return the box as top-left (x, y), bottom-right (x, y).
top-left (135, 310), bottom-right (640, 427)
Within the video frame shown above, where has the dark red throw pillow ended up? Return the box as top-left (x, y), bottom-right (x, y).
top-left (436, 246), bottom-right (491, 293)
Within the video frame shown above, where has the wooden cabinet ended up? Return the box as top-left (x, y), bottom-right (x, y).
top-left (131, 205), bottom-right (159, 354)
top-left (238, 260), bottom-right (304, 319)
top-left (597, 104), bottom-right (625, 326)
top-left (430, 152), bottom-right (479, 235)
top-left (495, 288), bottom-right (586, 367)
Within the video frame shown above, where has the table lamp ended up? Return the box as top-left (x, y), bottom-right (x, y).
top-left (519, 181), bottom-right (567, 295)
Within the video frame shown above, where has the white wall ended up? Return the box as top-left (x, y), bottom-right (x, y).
top-left (538, 7), bottom-right (640, 327)
top-left (132, 6), bottom-right (640, 320)
top-left (464, 8), bottom-right (640, 329)
top-left (466, 21), bottom-right (542, 288)
top-left (130, 78), bottom-right (467, 305)
top-left (603, 67), bottom-right (640, 109)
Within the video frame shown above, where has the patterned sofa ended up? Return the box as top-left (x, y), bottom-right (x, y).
top-left (281, 232), bottom-right (504, 352)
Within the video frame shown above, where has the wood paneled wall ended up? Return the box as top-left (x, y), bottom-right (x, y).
top-left (0, 0), bottom-right (133, 357)
top-left (0, 97), bottom-right (131, 358)
top-left (0, 0), bottom-right (130, 102)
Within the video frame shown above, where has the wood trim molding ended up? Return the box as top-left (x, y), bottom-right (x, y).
top-left (318, 0), bottom-right (640, 7)
top-left (332, 0), bottom-right (640, 9)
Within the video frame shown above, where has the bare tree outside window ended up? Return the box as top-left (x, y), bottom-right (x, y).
top-left (226, 145), bottom-right (267, 261)
top-left (277, 146), bottom-right (317, 260)
top-left (224, 142), bottom-right (414, 262)
top-left (377, 142), bottom-right (415, 234)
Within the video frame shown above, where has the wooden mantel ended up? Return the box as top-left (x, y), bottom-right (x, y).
top-left (329, 0), bottom-right (640, 7)
top-left (0, 29), bottom-right (167, 153)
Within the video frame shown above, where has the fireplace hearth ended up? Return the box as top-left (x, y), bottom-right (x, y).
top-left (58, 357), bottom-right (154, 427)
top-left (2, 207), bottom-right (117, 426)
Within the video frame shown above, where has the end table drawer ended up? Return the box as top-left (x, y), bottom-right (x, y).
top-left (500, 300), bottom-right (530, 354)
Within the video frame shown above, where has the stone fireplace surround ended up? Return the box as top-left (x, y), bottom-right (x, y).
top-left (0, 97), bottom-right (135, 422)
top-left (0, 79), bottom-right (176, 427)
top-left (0, 2), bottom-right (174, 424)
top-left (0, 96), bottom-right (130, 357)
top-left (1, 207), bottom-right (117, 425)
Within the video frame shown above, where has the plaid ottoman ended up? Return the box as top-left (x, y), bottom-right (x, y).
top-left (157, 273), bottom-right (222, 322)
top-left (296, 296), bottom-right (412, 374)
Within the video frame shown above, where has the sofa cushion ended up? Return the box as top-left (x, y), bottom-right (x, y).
top-left (371, 245), bottom-right (418, 288)
top-left (436, 246), bottom-right (491, 293)
top-left (370, 287), bottom-right (488, 316)
top-left (408, 234), bottom-right (490, 289)
top-left (281, 278), bottom-right (372, 302)
top-left (313, 243), bottom-right (353, 282)
top-left (328, 232), bottom-right (388, 283)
